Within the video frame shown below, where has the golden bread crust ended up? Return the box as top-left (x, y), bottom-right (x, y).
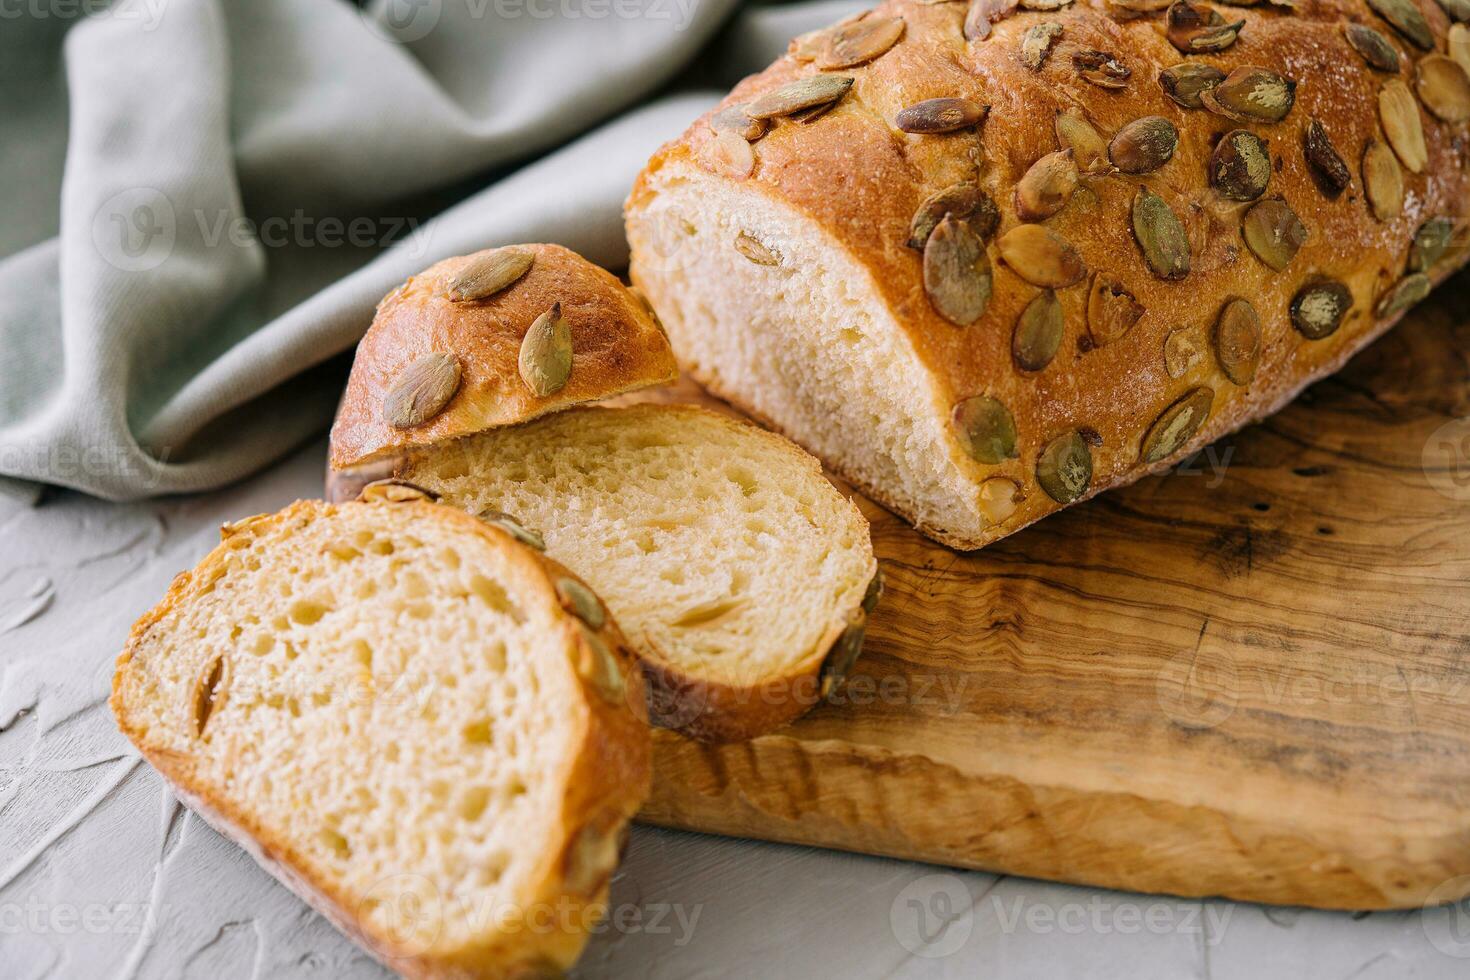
top-left (330, 243), bottom-right (678, 469)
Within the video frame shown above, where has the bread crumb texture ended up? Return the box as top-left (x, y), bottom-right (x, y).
top-left (406, 405), bottom-right (875, 688)
top-left (112, 499), bottom-right (630, 970)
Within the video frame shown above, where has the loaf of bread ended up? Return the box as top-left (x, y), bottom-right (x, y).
top-left (396, 404), bottom-right (880, 742)
top-left (111, 491), bottom-right (649, 979)
top-left (330, 243), bottom-right (677, 471)
top-left (626, 3), bottom-right (1470, 549)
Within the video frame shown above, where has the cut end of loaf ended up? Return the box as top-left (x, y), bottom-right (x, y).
top-left (627, 168), bottom-right (995, 550)
top-left (401, 404), bottom-right (879, 739)
top-left (111, 499), bottom-right (649, 975)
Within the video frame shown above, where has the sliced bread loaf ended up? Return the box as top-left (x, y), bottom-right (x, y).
top-left (397, 403), bottom-right (881, 742)
top-left (111, 491), bottom-right (649, 979)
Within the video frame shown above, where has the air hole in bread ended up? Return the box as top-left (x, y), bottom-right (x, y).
top-left (289, 600), bottom-right (329, 626)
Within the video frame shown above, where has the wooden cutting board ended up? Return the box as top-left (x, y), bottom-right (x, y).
top-left (635, 270), bottom-right (1470, 911)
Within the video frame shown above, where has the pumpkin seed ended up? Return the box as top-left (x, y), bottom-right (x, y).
top-left (220, 512), bottom-right (270, 540)
top-left (1110, 0), bottom-right (1173, 11)
top-left (997, 225), bottom-right (1088, 287)
top-left (1289, 279), bottom-right (1353, 339)
top-left (734, 233), bottom-right (780, 266)
top-left (556, 578), bottom-right (605, 630)
top-left (1133, 187), bottom-right (1191, 280)
top-left (1453, 24), bottom-right (1470, 75)
top-left (478, 510), bottom-right (546, 551)
top-left (953, 395), bottom-right (1019, 463)
top-left (1141, 387), bottom-right (1215, 464)
top-left (1302, 118), bottom-right (1352, 198)
top-left (359, 479), bottom-right (440, 503)
top-left (1020, 22), bottom-right (1064, 70)
top-left (907, 183), bottom-right (1000, 250)
top-left (819, 16), bottom-right (906, 69)
top-left (924, 216), bottom-right (993, 326)
top-left (1415, 55), bottom-right (1470, 122)
top-left (1159, 64), bottom-right (1226, 108)
top-left (1014, 289), bottom-right (1065, 370)
top-left (820, 615), bottom-right (867, 700)
top-left (1210, 130), bottom-right (1271, 200)
top-left (1074, 50), bottom-right (1131, 88)
top-left (1167, 1), bottom-right (1245, 52)
top-left (748, 75), bottom-right (854, 119)
top-left (788, 27), bottom-right (828, 62)
top-left (1087, 274), bottom-right (1146, 345)
top-left (518, 303), bottom-right (573, 397)
top-left (1440, 0), bottom-right (1470, 21)
top-left (861, 569), bottom-right (885, 614)
top-left (384, 352), bottom-right (462, 429)
top-left (1036, 430), bottom-right (1093, 503)
top-left (789, 100), bottom-right (838, 124)
top-left (1016, 150), bottom-right (1079, 221)
top-left (1200, 66), bottom-right (1296, 122)
top-left (1409, 217), bottom-right (1456, 272)
top-left (711, 104), bottom-right (767, 141)
top-left (896, 98), bottom-right (989, 134)
top-left (965, 0), bottom-right (1019, 39)
top-left (1055, 109), bottom-right (1111, 174)
top-left (1110, 116), bottom-right (1179, 174)
top-left (1362, 138), bottom-right (1404, 220)
top-left (446, 248), bottom-right (534, 302)
top-left (1368, 0), bottom-right (1433, 50)
top-left (1164, 328), bottom-right (1203, 377)
top-left (1213, 298), bottom-right (1261, 385)
top-left (1344, 23), bottom-right (1402, 72)
top-left (978, 478), bottom-right (1023, 525)
top-left (1375, 272), bottom-right (1431, 317)
top-left (1380, 79), bottom-right (1427, 173)
top-left (576, 626), bottom-right (626, 704)
top-left (191, 655), bottom-right (226, 738)
top-left (1022, 0), bottom-right (1074, 8)
top-left (1241, 198), bottom-right (1307, 271)
top-left (703, 128), bottom-right (755, 179)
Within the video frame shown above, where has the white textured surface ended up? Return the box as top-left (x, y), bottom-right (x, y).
top-left (2, 440), bottom-right (1467, 979)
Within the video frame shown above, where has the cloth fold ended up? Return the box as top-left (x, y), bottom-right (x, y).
top-left (0, 0), bottom-right (864, 502)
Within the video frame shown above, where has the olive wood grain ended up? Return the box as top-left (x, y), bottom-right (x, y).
top-left (632, 270), bottom-right (1470, 911)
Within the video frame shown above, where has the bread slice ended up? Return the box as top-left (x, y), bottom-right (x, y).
top-left (398, 403), bottom-right (881, 742)
top-left (111, 491), bottom-right (650, 979)
top-left (330, 243), bottom-right (678, 471)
